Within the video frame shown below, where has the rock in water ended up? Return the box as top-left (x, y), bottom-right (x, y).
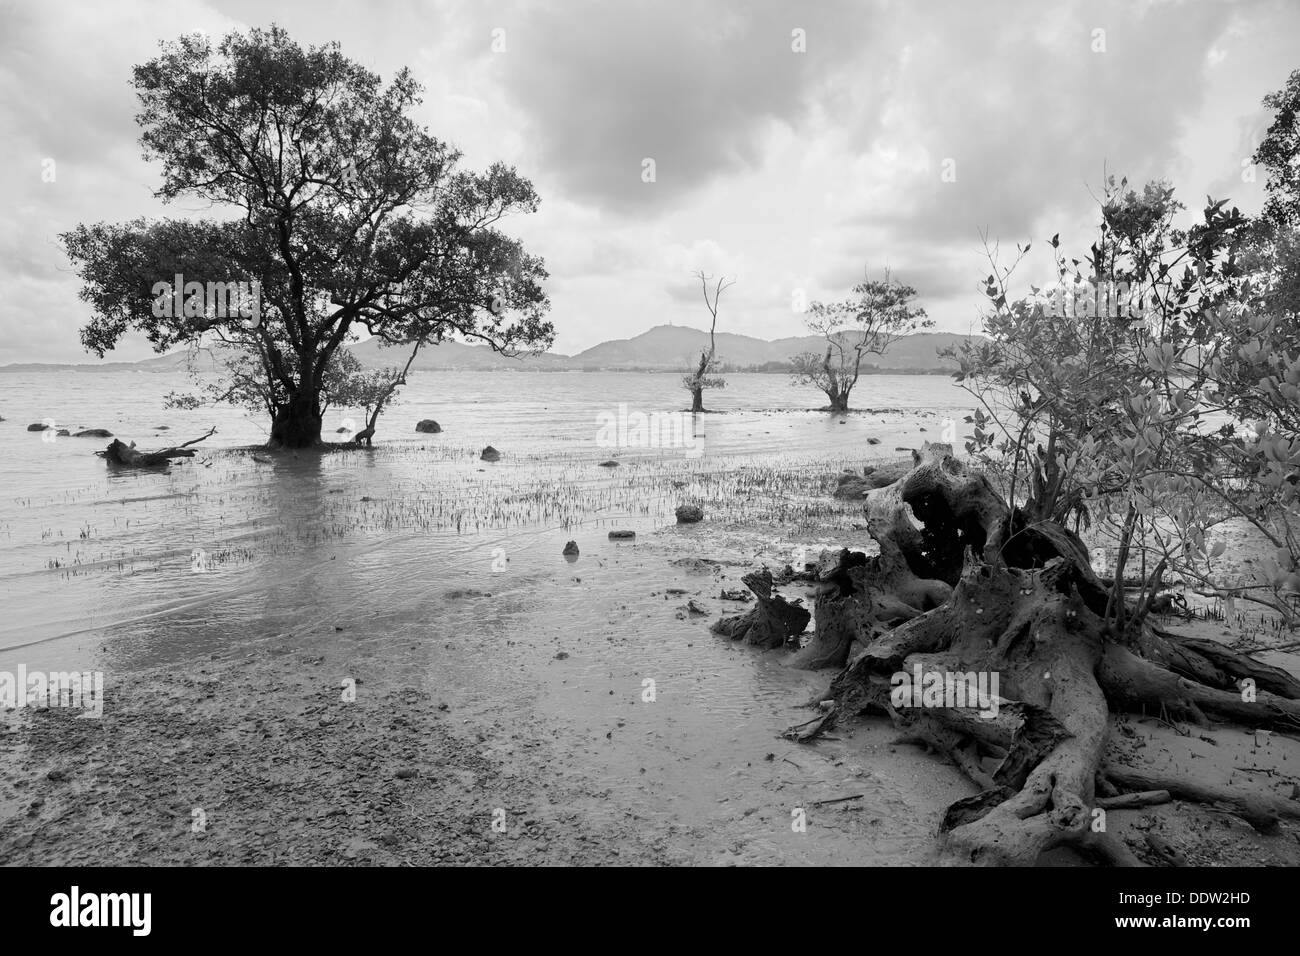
top-left (74, 428), bottom-right (113, 438)
top-left (416, 419), bottom-right (442, 433)
top-left (26, 423), bottom-right (49, 432)
top-left (480, 445), bottom-right (501, 461)
top-left (608, 530), bottom-right (636, 540)
top-left (562, 540), bottom-right (580, 556)
top-left (598, 460), bottom-right (619, 468)
top-left (675, 504), bottom-right (704, 524)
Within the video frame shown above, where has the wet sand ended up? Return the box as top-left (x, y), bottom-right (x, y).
top-left (0, 463), bottom-right (973, 865)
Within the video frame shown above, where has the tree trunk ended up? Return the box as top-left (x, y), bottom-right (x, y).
top-left (690, 387), bottom-right (705, 413)
top-left (270, 389), bottom-right (323, 448)
top-left (826, 389), bottom-right (850, 413)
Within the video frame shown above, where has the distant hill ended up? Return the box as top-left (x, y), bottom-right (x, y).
top-left (2, 326), bottom-right (982, 373)
top-left (569, 326), bottom-right (980, 372)
top-left (347, 337), bottom-right (572, 371)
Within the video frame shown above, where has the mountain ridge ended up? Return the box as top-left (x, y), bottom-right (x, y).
top-left (2, 325), bottom-right (983, 372)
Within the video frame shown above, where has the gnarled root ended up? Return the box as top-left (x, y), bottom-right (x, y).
top-left (1098, 643), bottom-right (1300, 729)
top-left (1101, 762), bottom-right (1300, 834)
top-left (749, 443), bottom-right (1300, 865)
top-left (792, 547), bottom-right (950, 670)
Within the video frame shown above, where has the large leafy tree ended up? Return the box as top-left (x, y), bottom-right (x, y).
top-left (62, 27), bottom-right (552, 447)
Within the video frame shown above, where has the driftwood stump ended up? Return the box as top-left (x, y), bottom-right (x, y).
top-left (711, 569), bottom-right (810, 649)
top-left (99, 427), bottom-right (216, 468)
top-left (729, 441), bottom-right (1300, 866)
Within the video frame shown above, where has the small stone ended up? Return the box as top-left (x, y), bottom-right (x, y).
top-left (480, 445), bottom-right (501, 462)
top-left (562, 540), bottom-right (579, 556)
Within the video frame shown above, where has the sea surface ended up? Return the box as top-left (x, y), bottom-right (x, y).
top-left (0, 366), bottom-right (973, 667)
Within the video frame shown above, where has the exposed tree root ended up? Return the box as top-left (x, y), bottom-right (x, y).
top-left (747, 442), bottom-right (1300, 865)
top-left (1101, 762), bottom-right (1300, 833)
top-left (791, 547), bottom-right (949, 669)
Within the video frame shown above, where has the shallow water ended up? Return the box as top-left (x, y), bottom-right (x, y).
top-left (0, 369), bottom-right (973, 863)
top-left (0, 369), bottom-right (969, 667)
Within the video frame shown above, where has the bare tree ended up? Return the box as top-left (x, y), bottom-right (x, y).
top-left (790, 269), bottom-right (930, 412)
top-left (682, 271), bottom-right (734, 412)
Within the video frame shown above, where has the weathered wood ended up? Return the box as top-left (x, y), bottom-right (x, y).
top-left (1102, 762), bottom-right (1300, 833)
top-left (99, 427), bottom-right (216, 468)
top-left (1096, 789), bottom-right (1171, 810)
top-left (711, 568), bottom-right (810, 649)
top-left (721, 438), bottom-right (1298, 866)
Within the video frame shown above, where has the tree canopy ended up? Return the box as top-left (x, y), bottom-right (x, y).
top-left (62, 26), bottom-right (552, 447)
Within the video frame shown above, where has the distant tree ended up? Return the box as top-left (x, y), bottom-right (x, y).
top-left (790, 270), bottom-right (930, 412)
top-left (681, 271), bottom-right (732, 413)
top-left (62, 26), bottom-right (551, 448)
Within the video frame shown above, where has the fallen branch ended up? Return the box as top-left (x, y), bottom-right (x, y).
top-left (811, 793), bottom-right (865, 807)
top-left (99, 427), bottom-right (217, 468)
top-left (1096, 789), bottom-right (1171, 810)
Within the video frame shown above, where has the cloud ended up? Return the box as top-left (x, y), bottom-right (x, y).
top-left (0, 0), bottom-right (1296, 363)
top-left (473, 0), bottom-right (881, 215)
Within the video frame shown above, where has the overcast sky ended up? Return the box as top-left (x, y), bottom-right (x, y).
top-left (0, 0), bottom-right (1295, 364)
